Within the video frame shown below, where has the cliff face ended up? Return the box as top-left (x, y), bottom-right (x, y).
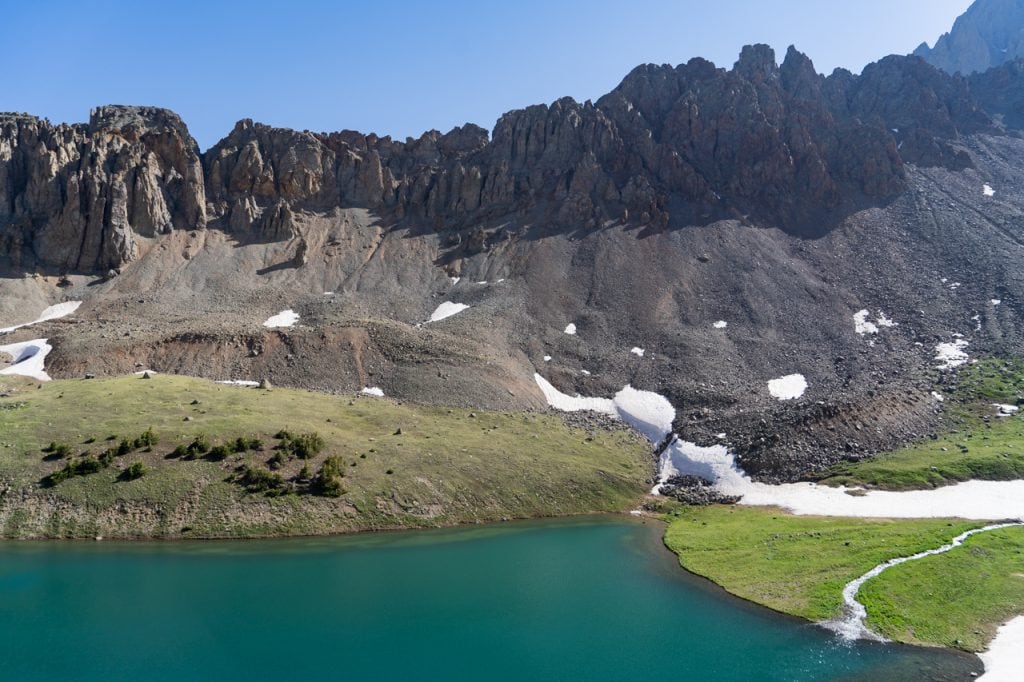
top-left (0, 45), bottom-right (1010, 274)
top-left (915, 0), bottom-right (1024, 75)
top-left (0, 106), bottom-right (206, 272)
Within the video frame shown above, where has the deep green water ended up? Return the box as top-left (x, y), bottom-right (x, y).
top-left (0, 518), bottom-right (978, 681)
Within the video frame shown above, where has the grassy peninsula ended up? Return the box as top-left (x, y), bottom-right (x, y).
top-left (664, 506), bottom-right (1024, 651)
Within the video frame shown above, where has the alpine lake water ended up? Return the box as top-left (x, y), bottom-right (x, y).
top-left (0, 517), bottom-right (979, 681)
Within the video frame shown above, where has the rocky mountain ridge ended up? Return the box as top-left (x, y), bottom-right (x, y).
top-left (0, 44), bottom-right (1007, 275)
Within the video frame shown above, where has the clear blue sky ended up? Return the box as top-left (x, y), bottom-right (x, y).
top-left (3, 0), bottom-right (972, 149)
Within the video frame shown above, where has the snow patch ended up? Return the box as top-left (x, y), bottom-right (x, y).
top-left (217, 380), bottom-right (259, 387)
top-left (630, 347), bottom-right (645, 357)
top-left (449, 277), bottom-right (461, 285)
top-left (768, 374), bottom-right (807, 400)
top-left (713, 321), bottom-right (728, 329)
top-left (980, 617), bottom-right (1024, 681)
top-left (564, 323), bottom-right (577, 335)
top-left (533, 374), bottom-right (675, 442)
top-left (361, 386), bottom-right (385, 397)
top-left (931, 392), bottom-right (944, 402)
top-left (427, 302), bottom-right (470, 323)
top-left (263, 310), bottom-right (299, 328)
top-left (0, 339), bottom-right (53, 381)
top-left (671, 440), bottom-right (1024, 520)
top-left (853, 310), bottom-right (878, 335)
top-left (534, 373), bottom-right (617, 418)
top-left (543, 355), bottom-right (552, 362)
top-left (992, 299), bottom-right (1002, 306)
top-left (994, 404), bottom-right (1020, 417)
top-left (935, 339), bottom-right (970, 370)
top-left (0, 301), bottom-right (82, 335)
top-left (580, 369), bottom-right (591, 376)
top-left (983, 184), bottom-right (996, 197)
top-left (854, 310), bottom-right (897, 336)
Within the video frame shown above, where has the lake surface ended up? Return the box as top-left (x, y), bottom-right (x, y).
top-left (0, 518), bottom-right (978, 680)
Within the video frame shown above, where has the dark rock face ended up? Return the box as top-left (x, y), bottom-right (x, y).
top-left (915, 0), bottom-right (1024, 75)
top-left (3, 45), bottom-right (1013, 274)
top-left (0, 106), bottom-right (206, 272)
top-left (970, 58), bottom-right (1024, 129)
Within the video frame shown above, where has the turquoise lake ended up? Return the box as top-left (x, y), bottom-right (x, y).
top-left (0, 518), bottom-right (978, 680)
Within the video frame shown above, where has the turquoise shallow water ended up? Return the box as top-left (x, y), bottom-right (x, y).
top-left (0, 517), bottom-right (978, 681)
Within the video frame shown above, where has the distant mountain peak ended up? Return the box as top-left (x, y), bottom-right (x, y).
top-left (915, 0), bottom-right (1024, 74)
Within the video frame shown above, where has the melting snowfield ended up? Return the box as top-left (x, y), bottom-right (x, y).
top-left (534, 372), bottom-right (1024, 519)
top-left (0, 339), bottom-right (54, 381)
top-left (0, 301), bottom-right (82, 335)
top-left (361, 386), bottom-right (385, 397)
top-left (263, 310), bottom-right (299, 328)
top-left (427, 302), bottom-right (470, 323)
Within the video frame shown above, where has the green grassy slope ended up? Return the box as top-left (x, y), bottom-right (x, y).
top-left (0, 374), bottom-right (651, 538)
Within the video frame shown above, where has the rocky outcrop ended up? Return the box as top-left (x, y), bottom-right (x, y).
top-left (1, 44), bottom-right (1018, 273)
top-left (970, 58), bottom-right (1024, 129)
top-left (915, 0), bottom-right (1024, 75)
top-left (202, 45), bottom-right (987, 244)
top-left (0, 106), bottom-right (206, 272)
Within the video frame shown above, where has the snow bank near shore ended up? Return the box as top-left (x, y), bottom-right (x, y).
top-left (0, 301), bottom-right (82, 335)
top-left (669, 438), bottom-right (1024, 520)
top-left (980, 617), bottom-right (1024, 681)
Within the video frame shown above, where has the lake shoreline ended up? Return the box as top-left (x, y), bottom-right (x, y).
top-left (0, 515), bottom-right (983, 680)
